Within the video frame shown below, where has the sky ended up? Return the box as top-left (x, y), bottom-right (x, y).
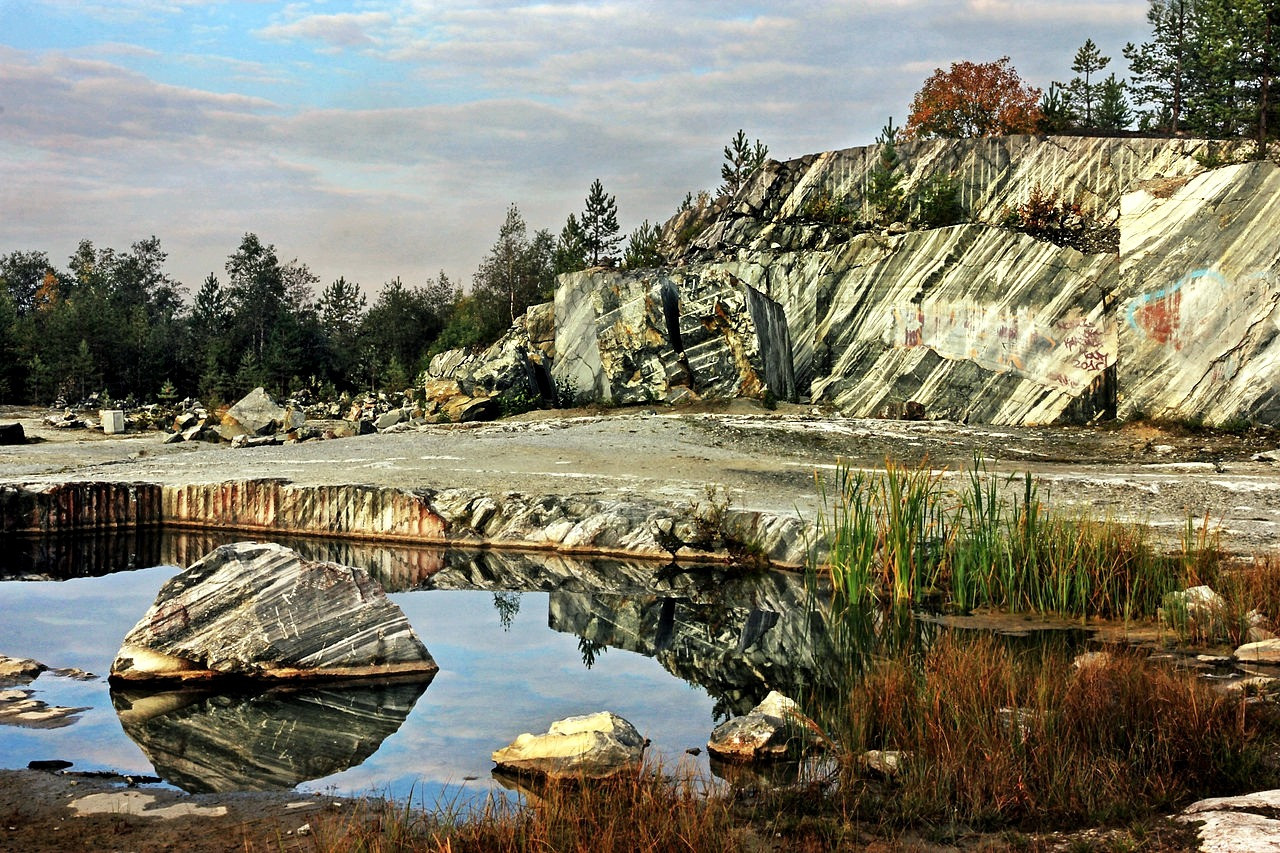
top-left (1, 0), bottom-right (1155, 300)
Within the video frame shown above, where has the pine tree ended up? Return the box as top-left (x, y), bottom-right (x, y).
top-left (1068, 38), bottom-right (1112, 126)
top-left (553, 213), bottom-right (588, 275)
top-left (719, 129), bottom-right (769, 197)
top-left (622, 220), bottom-right (663, 269)
top-left (1096, 74), bottom-right (1134, 130)
top-left (580, 179), bottom-right (621, 267)
top-left (1124, 0), bottom-right (1196, 132)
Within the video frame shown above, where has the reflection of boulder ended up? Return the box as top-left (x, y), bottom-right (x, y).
top-left (112, 679), bottom-right (430, 793)
top-left (110, 543), bottom-right (438, 683)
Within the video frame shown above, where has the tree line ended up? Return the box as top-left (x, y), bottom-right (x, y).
top-left (0, 169), bottom-right (710, 406)
top-left (904, 0), bottom-right (1279, 151)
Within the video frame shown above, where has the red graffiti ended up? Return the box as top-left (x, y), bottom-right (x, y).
top-left (1133, 288), bottom-right (1181, 345)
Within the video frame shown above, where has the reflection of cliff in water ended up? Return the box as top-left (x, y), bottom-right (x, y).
top-left (111, 679), bottom-right (430, 794)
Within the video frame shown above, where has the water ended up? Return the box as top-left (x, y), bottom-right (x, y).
top-left (0, 531), bottom-right (812, 804)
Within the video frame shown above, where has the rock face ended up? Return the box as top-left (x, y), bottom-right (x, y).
top-left (491, 711), bottom-right (646, 779)
top-left (1117, 160), bottom-right (1280, 425)
top-left (109, 542), bottom-right (438, 682)
top-left (552, 268), bottom-right (795, 406)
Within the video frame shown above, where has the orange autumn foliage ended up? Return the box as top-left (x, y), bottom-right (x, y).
top-left (903, 56), bottom-right (1042, 140)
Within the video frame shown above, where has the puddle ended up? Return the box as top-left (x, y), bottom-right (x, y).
top-left (0, 529), bottom-right (1104, 805)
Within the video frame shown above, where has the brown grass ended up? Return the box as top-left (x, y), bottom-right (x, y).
top-left (829, 633), bottom-right (1277, 829)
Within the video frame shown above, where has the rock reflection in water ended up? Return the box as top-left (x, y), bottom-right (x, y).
top-left (111, 678), bottom-right (431, 793)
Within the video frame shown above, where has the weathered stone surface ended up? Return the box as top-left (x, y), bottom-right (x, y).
top-left (1180, 789), bottom-right (1280, 853)
top-left (1235, 638), bottom-right (1280, 664)
top-left (0, 654), bottom-right (46, 685)
top-left (707, 690), bottom-right (824, 761)
top-left (551, 268), bottom-right (794, 406)
top-left (0, 423), bottom-right (25, 445)
top-left (220, 387), bottom-right (302, 439)
top-left (109, 542), bottom-right (438, 682)
top-left (113, 680), bottom-right (429, 793)
top-left (491, 711), bottom-right (645, 779)
top-left (0, 688), bottom-right (89, 728)
top-left (1117, 160), bottom-right (1280, 426)
top-left (442, 395), bottom-right (500, 423)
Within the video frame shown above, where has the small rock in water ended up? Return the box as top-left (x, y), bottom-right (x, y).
top-left (492, 711), bottom-right (645, 780)
top-left (707, 691), bottom-right (826, 762)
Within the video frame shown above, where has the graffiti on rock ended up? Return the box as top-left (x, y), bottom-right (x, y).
top-left (893, 301), bottom-right (1115, 392)
top-left (1126, 268), bottom-right (1280, 361)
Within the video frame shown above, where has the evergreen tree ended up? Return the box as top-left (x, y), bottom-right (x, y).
top-left (719, 129), bottom-right (769, 197)
top-left (622, 220), bottom-right (663, 269)
top-left (1067, 38), bottom-right (1112, 126)
top-left (1096, 73), bottom-right (1134, 130)
top-left (553, 214), bottom-right (588, 275)
top-left (580, 179), bottom-right (621, 267)
top-left (1124, 0), bottom-right (1197, 132)
top-left (1038, 82), bottom-right (1075, 132)
top-left (867, 120), bottom-right (905, 224)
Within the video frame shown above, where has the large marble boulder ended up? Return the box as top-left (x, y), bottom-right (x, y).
top-left (218, 387), bottom-right (303, 440)
top-left (109, 542), bottom-right (438, 682)
top-left (491, 711), bottom-right (646, 779)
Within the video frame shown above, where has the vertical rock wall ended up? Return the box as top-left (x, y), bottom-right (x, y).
top-left (1117, 161), bottom-right (1280, 424)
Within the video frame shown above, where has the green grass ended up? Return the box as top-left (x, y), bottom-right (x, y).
top-left (815, 457), bottom-right (1214, 622)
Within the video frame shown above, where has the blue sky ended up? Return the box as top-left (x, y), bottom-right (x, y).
top-left (1, 1), bottom-right (1153, 297)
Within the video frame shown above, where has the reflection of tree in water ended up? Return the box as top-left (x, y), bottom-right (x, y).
top-left (492, 591), bottom-right (522, 631)
top-left (577, 636), bottom-right (608, 669)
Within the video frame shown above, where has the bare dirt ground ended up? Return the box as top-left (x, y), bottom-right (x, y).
top-left (2, 402), bottom-right (1280, 850)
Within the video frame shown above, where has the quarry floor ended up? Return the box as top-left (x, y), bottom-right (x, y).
top-left (3, 401), bottom-right (1280, 555)
top-left (3, 402), bottom-right (1280, 850)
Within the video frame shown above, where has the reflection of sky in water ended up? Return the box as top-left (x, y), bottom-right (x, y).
top-left (0, 570), bottom-right (718, 804)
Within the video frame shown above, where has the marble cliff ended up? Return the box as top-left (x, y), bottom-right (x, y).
top-left (458, 136), bottom-right (1278, 427)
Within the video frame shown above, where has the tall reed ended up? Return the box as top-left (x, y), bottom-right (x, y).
top-left (815, 456), bottom-right (1213, 621)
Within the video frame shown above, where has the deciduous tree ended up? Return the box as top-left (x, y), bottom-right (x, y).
top-left (903, 57), bottom-right (1042, 139)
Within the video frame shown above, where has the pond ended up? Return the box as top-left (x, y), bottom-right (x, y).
top-left (0, 529), bottom-right (849, 805)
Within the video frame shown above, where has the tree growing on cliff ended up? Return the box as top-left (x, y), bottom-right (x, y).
top-left (1066, 38), bottom-right (1112, 126)
top-left (580, 179), bottom-right (621, 267)
top-left (553, 213), bottom-right (588, 275)
top-left (719, 129), bottom-right (769, 197)
top-left (622, 220), bottom-right (663, 269)
top-left (903, 57), bottom-right (1042, 139)
top-left (1095, 74), bottom-right (1134, 131)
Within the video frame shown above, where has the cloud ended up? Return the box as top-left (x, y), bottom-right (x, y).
top-left (256, 11), bottom-right (395, 50)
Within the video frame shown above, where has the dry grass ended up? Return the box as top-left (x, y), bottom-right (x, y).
top-left (828, 633), bottom-right (1277, 829)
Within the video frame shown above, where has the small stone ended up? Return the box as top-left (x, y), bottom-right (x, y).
top-left (492, 711), bottom-right (645, 779)
top-left (1235, 638), bottom-right (1280, 664)
top-left (707, 691), bottom-right (826, 761)
top-left (859, 749), bottom-right (905, 779)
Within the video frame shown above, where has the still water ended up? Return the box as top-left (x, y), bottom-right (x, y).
top-left (0, 531), bottom-right (831, 804)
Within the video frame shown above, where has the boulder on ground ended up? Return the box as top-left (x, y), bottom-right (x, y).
top-left (491, 711), bottom-right (645, 779)
top-left (0, 423), bottom-right (25, 445)
top-left (1179, 789), bottom-right (1280, 852)
top-left (1235, 638), bottom-right (1280, 665)
top-left (109, 542), bottom-right (438, 683)
top-left (707, 690), bottom-right (826, 761)
top-left (220, 387), bottom-right (303, 439)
